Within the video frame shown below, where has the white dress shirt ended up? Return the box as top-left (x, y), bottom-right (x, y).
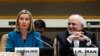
top-left (67, 38), bottom-right (91, 47)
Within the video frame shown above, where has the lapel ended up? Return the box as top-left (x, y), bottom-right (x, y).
top-left (61, 31), bottom-right (74, 47)
top-left (15, 32), bottom-right (25, 47)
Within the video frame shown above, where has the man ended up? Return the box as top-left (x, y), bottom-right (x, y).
top-left (34, 19), bottom-right (53, 48)
top-left (56, 14), bottom-right (97, 56)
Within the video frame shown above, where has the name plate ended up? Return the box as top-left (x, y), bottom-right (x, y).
top-left (15, 47), bottom-right (39, 56)
top-left (73, 48), bottom-right (98, 56)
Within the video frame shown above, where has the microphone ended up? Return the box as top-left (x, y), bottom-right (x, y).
top-left (35, 36), bottom-right (52, 48)
top-left (23, 40), bottom-right (26, 43)
top-left (91, 44), bottom-right (97, 47)
top-left (84, 39), bottom-right (97, 47)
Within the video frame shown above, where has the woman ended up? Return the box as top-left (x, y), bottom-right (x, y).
top-left (6, 9), bottom-right (43, 52)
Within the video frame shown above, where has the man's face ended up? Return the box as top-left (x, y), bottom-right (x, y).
top-left (67, 18), bottom-right (83, 34)
top-left (36, 28), bottom-right (45, 34)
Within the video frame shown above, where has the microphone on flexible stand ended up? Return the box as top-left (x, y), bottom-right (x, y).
top-left (87, 23), bottom-right (97, 47)
top-left (91, 44), bottom-right (97, 47)
top-left (35, 36), bottom-right (52, 48)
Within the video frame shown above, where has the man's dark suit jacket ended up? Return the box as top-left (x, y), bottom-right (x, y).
top-left (56, 30), bottom-right (97, 56)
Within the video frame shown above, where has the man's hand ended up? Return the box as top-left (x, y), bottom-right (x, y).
top-left (68, 32), bottom-right (90, 41)
top-left (68, 32), bottom-right (83, 41)
top-left (78, 35), bottom-right (90, 41)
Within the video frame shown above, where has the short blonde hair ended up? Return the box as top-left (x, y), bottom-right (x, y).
top-left (15, 9), bottom-right (34, 32)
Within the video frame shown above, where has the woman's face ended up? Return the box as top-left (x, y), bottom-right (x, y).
top-left (18, 14), bottom-right (30, 31)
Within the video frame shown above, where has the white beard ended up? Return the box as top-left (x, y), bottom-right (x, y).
top-left (68, 29), bottom-right (74, 34)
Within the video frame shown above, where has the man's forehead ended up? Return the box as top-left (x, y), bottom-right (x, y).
top-left (69, 18), bottom-right (79, 22)
top-left (68, 19), bottom-right (82, 25)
